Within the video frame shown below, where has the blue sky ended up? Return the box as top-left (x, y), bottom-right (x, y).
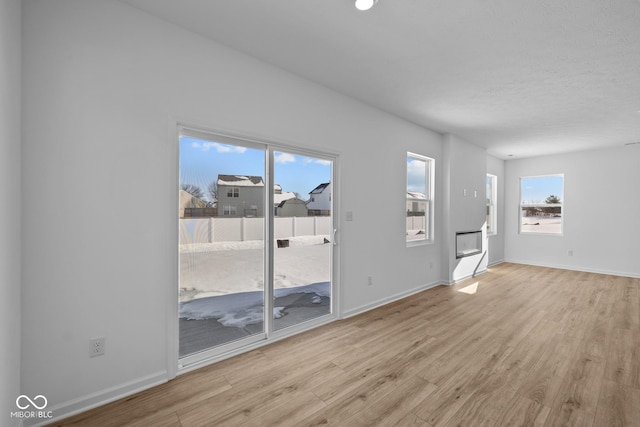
top-left (520, 175), bottom-right (564, 204)
top-left (180, 136), bottom-right (331, 201)
top-left (407, 157), bottom-right (427, 194)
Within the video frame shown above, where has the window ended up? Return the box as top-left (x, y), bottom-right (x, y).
top-left (223, 205), bottom-right (237, 216)
top-left (486, 174), bottom-right (497, 235)
top-left (244, 205), bottom-right (258, 217)
top-left (406, 153), bottom-right (434, 245)
top-left (519, 174), bottom-right (564, 235)
top-left (227, 187), bottom-right (239, 198)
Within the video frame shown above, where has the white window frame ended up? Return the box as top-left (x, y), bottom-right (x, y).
top-left (223, 204), bottom-right (237, 216)
top-left (519, 174), bottom-right (564, 236)
top-left (406, 152), bottom-right (435, 247)
top-left (227, 187), bottom-right (239, 198)
top-left (486, 174), bottom-right (497, 236)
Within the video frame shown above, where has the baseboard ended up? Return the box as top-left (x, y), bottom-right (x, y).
top-left (504, 259), bottom-right (640, 279)
top-left (26, 371), bottom-right (168, 427)
top-left (488, 259), bottom-right (505, 268)
top-left (342, 280), bottom-right (444, 319)
top-left (445, 267), bottom-right (489, 285)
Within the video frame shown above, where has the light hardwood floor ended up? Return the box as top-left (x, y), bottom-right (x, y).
top-left (51, 263), bottom-right (640, 426)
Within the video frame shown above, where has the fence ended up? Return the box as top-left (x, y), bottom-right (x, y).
top-left (406, 216), bottom-right (426, 234)
top-left (179, 216), bottom-right (332, 244)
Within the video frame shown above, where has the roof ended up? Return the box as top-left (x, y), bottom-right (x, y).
top-left (217, 175), bottom-right (264, 187)
top-left (179, 189), bottom-right (207, 209)
top-left (407, 192), bottom-right (426, 199)
top-left (309, 182), bottom-right (330, 194)
top-left (278, 198), bottom-right (307, 208)
top-left (274, 191), bottom-right (296, 205)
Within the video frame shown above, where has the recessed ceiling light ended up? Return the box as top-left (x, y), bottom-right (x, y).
top-left (355, 0), bottom-right (378, 11)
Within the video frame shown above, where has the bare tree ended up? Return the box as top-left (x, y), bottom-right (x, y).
top-left (208, 181), bottom-right (218, 202)
top-left (181, 184), bottom-right (203, 200)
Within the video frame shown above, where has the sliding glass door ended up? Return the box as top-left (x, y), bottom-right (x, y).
top-left (272, 151), bottom-right (333, 331)
top-left (178, 135), bottom-right (266, 357)
top-left (177, 129), bottom-right (336, 363)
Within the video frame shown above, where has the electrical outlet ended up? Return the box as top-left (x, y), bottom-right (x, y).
top-left (367, 276), bottom-right (373, 286)
top-left (90, 337), bottom-right (105, 358)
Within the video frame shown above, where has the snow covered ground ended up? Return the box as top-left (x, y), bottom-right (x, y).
top-left (179, 235), bottom-right (331, 329)
top-left (180, 282), bottom-right (330, 328)
top-left (521, 216), bottom-right (562, 234)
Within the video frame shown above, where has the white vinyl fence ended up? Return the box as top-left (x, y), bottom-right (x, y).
top-left (180, 216), bottom-right (332, 244)
top-left (406, 216), bottom-right (426, 235)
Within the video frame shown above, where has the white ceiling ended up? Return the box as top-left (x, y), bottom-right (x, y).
top-left (121, 0), bottom-right (640, 159)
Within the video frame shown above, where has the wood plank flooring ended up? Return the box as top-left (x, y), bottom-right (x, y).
top-left (50, 263), bottom-right (640, 426)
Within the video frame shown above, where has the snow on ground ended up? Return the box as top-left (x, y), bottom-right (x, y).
top-left (179, 236), bottom-right (331, 328)
top-left (180, 282), bottom-right (330, 327)
top-left (180, 236), bottom-right (331, 299)
top-left (521, 216), bottom-right (562, 234)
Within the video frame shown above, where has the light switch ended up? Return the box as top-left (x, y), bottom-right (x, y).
top-left (345, 211), bottom-right (353, 221)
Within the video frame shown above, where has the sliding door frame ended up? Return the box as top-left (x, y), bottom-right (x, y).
top-left (172, 123), bottom-right (340, 375)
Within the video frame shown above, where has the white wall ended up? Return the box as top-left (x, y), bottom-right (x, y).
top-left (442, 134), bottom-right (488, 283)
top-left (0, 0), bottom-right (22, 425)
top-left (505, 146), bottom-right (640, 277)
top-left (22, 0), bottom-right (443, 420)
top-left (487, 155), bottom-right (505, 266)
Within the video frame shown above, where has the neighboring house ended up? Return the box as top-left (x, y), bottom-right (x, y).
top-left (179, 189), bottom-right (207, 218)
top-left (217, 175), bottom-right (265, 217)
top-left (307, 182), bottom-right (331, 216)
top-left (273, 187), bottom-right (296, 216)
top-left (276, 198), bottom-right (308, 217)
top-left (406, 191), bottom-right (426, 216)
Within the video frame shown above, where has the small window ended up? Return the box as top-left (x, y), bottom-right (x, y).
top-left (486, 174), bottom-right (497, 235)
top-left (406, 153), bottom-right (434, 245)
top-left (223, 205), bottom-right (237, 216)
top-left (520, 174), bottom-right (564, 235)
top-left (227, 187), bottom-right (239, 198)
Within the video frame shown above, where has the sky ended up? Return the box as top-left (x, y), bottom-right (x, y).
top-left (520, 175), bottom-right (564, 204)
top-left (180, 136), bottom-right (331, 202)
top-left (407, 157), bottom-right (428, 194)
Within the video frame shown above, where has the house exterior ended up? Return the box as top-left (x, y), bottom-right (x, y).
top-left (273, 189), bottom-right (297, 216)
top-left (406, 191), bottom-right (426, 216)
top-left (179, 189), bottom-right (209, 218)
top-left (216, 175), bottom-right (265, 217)
top-left (276, 198), bottom-right (308, 217)
top-left (307, 182), bottom-right (331, 216)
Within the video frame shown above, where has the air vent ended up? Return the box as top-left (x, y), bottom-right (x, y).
top-left (624, 141), bottom-right (640, 146)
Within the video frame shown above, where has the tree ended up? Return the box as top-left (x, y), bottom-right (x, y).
top-left (207, 181), bottom-right (218, 202)
top-left (181, 184), bottom-right (203, 200)
top-left (545, 195), bottom-right (561, 204)
top-left (543, 194), bottom-right (561, 215)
